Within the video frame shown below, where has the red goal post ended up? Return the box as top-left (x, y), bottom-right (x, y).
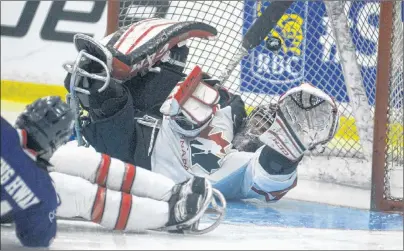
top-left (105, 0), bottom-right (403, 213)
top-left (371, 1), bottom-right (403, 213)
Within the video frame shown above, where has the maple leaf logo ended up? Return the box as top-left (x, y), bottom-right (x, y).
top-left (199, 125), bottom-right (230, 154)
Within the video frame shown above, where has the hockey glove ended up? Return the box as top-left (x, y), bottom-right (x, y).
top-left (15, 96), bottom-right (75, 164)
top-left (248, 83), bottom-right (339, 161)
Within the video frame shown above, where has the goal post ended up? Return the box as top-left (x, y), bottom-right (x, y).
top-left (105, 0), bottom-right (403, 212)
top-left (371, 1), bottom-right (403, 212)
top-left (106, 0), bottom-right (120, 36)
top-left (324, 0), bottom-right (403, 213)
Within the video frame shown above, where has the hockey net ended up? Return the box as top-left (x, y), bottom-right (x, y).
top-left (107, 1), bottom-right (403, 212)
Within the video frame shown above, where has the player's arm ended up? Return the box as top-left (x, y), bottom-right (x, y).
top-left (1, 117), bottom-right (57, 247)
top-left (2, 96), bottom-right (75, 247)
top-left (235, 83), bottom-right (339, 202)
top-left (1, 115), bottom-right (60, 247)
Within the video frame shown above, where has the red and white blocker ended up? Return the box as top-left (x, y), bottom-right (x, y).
top-left (49, 141), bottom-right (177, 231)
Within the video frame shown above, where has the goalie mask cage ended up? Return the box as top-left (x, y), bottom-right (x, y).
top-left (106, 0), bottom-right (403, 212)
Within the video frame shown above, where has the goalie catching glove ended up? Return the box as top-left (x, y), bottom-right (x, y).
top-left (246, 83), bottom-right (339, 161)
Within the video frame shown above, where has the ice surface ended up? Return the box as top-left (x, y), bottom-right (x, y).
top-left (2, 200), bottom-right (403, 250)
top-left (1, 219), bottom-right (403, 250)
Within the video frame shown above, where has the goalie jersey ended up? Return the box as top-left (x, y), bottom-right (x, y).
top-left (1, 117), bottom-right (58, 247)
top-left (152, 101), bottom-right (300, 202)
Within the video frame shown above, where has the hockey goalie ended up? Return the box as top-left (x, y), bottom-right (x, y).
top-left (45, 18), bottom-right (339, 230)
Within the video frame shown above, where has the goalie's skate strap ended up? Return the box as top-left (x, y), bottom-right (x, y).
top-left (101, 18), bottom-right (217, 80)
top-left (259, 111), bottom-right (306, 161)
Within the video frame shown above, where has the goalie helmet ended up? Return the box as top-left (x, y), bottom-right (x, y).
top-left (233, 103), bottom-right (278, 153)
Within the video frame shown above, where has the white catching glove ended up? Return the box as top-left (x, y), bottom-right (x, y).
top-left (249, 83), bottom-right (339, 161)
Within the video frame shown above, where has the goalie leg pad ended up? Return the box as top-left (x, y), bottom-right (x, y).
top-left (258, 114), bottom-right (307, 161)
top-left (89, 186), bottom-right (169, 231)
top-left (51, 172), bottom-right (170, 231)
top-left (50, 142), bottom-right (176, 201)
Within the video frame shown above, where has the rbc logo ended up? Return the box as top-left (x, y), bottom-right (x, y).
top-left (241, 0), bottom-right (306, 94)
top-left (252, 0), bottom-right (305, 84)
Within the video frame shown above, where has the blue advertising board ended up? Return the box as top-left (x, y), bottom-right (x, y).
top-left (241, 1), bottom-right (383, 104)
